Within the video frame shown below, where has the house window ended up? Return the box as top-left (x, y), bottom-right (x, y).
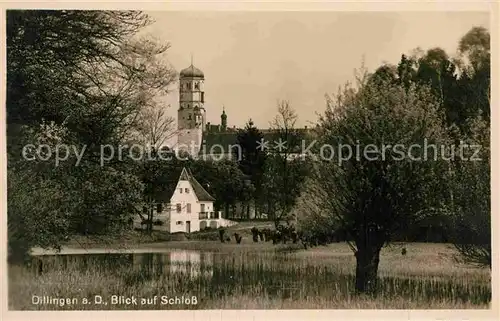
top-left (188, 114), bottom-right (192, 120)
top-left (187, 203), bottom-right (191, 213)
top-left (179, 188), bottom-right (183, 193)
top-left (195, 82), bottom-right (200, 90)
top-left (176, 221), bottom-right (183, 225)
top-left (185, 188), bottom-right (189, 193)
top-left (176, 203), bottom-right (182, 213)
top-left (200, 204), bottom-right (205, 212)
top-left (157, 203), bottom-right (163, 213)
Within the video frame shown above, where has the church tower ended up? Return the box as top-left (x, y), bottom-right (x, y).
top-left (175, 61), bottom-right (206, 157)
top-left (178, 63), bottom-right (206, 130)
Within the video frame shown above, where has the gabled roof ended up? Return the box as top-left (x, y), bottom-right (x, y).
top-left (157, 167), bottom-right (215, 203)
top-left (183, 168), bottom-right (216, 202)
top-left (155, 167), bottom-right (184, 203)
top-left (179, 167), bottom-right (190, 181)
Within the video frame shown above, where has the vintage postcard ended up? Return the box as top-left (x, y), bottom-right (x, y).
top-left (1, 1), bottom-right (498, 321)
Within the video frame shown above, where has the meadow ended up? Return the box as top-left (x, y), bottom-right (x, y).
top-left (9, 242), bottom-right (491, 310)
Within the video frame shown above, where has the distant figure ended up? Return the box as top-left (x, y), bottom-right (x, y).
top-left (219, 229), bottom-right (225, 243)
top-left (402, 247), bottom-right (407, 256)
top-left (37, 260), bottom-right (43, 275)
top-left (234, 233), bottom-right (242, 244)
top-left (258, 230), bottom-right (264, 241)
top-left (251, 227), bottom-right (259, 242)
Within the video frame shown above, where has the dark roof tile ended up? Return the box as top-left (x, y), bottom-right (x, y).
top-left (186, 168), bottom-right (216, 202)
top-left (157, 167), bottom-right (215, 203)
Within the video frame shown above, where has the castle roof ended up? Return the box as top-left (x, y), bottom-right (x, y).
top-left (180, 64), bottom-right (204, 78)
top-left (200, 128), bottom-right (317, 156)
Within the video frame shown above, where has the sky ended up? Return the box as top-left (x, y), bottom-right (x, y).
top-left (142, 11), bottom-right (489, 129)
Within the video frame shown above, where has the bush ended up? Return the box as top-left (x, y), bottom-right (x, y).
top-left (153, 219), bottom-right (164, 226)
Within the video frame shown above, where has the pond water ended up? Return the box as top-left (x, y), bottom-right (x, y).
top-left (34, 250), bottom-right (217, 279)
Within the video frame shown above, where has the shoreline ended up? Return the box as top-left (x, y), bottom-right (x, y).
top-left (30, 245), bottom-right (182, 256)
top-left (29, 241), bottom-right (453, 257)
top-left (29, 240), bottom-right (303, 256)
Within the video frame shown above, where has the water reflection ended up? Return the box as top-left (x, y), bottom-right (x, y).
top-left (34, 250), bottom-right (214, 279)
top-left (132, 250), bottom-right (214, 278)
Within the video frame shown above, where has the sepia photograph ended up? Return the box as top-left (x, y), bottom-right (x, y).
top-left (2, 4), bottom-right (496, 317)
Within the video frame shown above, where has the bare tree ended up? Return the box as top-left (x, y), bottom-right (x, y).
top-left (264, 100), bottom-right (308, 229)
top-left (135, 104), bottom-right (177, 151)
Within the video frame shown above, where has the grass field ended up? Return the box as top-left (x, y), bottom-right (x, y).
top-left (11, 242), bottom-right (491, 310)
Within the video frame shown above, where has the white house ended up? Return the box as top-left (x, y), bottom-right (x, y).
top-left (156, 167), bottom-right (236, 233)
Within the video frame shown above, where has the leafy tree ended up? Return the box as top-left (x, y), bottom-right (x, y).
top-left (138, 157), bottom-right (173, 233)
top-left (414, 48), bottom-right (460, 125)
top-left (191, 159), bottom-right (250, 219)
top-left (456, 26), bottom-right (490, 123)
top-left (6, 10), bottom-right (174, 261)
top-left (396, 54), bottom-right (418, 91)
top-left (368, 26), bottom-right (491, 267)
top-left (448, 115), bottom-right (490, 267)
top-left (236, 119), bottom-right (267, 214)
top-left (446, 27), bottom-right (490, 267)
top-left (392, 27), bottom-right (490, 132)
top-left (7, 167), bottom-right (71, 263)
top-left (368, 64), bottom-right (398, 87)
top-left (303, 69), bottom-right (449, 293)
top-left (7, 120), bottom-right (144, 261)
top-left (457, 26), bottom-right (490, 76)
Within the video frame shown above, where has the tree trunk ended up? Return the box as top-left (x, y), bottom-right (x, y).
top-left (354, 246), bottom-right (381, 293)
top-left (148, 205), bottom-right (153, 235)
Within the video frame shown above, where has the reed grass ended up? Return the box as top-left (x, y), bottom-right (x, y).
top-left (9, 243), bottom-right (490, 310)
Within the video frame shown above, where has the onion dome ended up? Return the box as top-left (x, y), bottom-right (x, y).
top-left (180, 64), bottom-right (204, 78)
